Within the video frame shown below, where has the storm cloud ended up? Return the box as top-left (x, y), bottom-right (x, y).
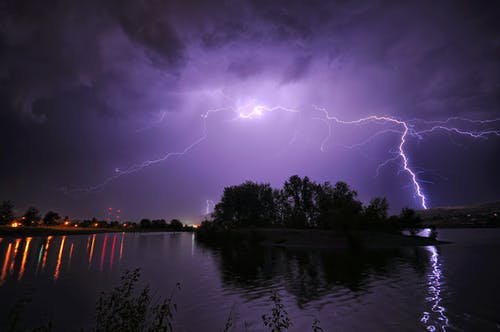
top-left (1, 0), bottom-right (499, 220)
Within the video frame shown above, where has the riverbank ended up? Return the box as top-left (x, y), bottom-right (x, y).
top-left (0, 225), bottom-right (191, 237)
top-left (196, 228), bottom-right (448, 249)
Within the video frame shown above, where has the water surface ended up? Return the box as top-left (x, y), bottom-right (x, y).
top-left (0, 229), bottom-right (499, 331)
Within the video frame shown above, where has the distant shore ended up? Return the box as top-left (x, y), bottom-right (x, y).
top-left (196, 227), bottom-right (448, 250)
top-left (0, 225), bottom-right (189, 237)
top-left (420, 222), bottom-right (500, 228)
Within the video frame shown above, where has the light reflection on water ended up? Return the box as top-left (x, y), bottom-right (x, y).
top-left (0, 242), bottom-right (12, 284)
top-left (41, 235), bottom-right (52, 270)
top-left (53, 236), bottom-right (66, 280)
top-left (0, 233), bottom-right (128, 283)
top-left (89, 233), bottom-right (96, 267)
top-left (0, 230), bottom-right (499, 331)
top-left (99, 234), bottom-right (107, 271)
top-left (18, 237), bottom-right (32, 280)
top-left (421, 246), bottom-right (449, 331)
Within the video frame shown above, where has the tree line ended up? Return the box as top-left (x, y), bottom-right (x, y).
top-left (0, 200), bottom-right (190, 231)
top-left (207, 175), bottom-right (420, 230)
top-left (0, 201), bottom-right (66, 226)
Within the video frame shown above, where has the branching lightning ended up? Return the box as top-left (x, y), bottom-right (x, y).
top-left (315, 106), bottom-right (500, 209)
top-left (64, 101), bottom-right (500, 211)
top-left (314, 106), bottom-right (430, 209)
top-left (62, 101), bottom-right (299, 195)
top-left (205, 199), bottom-right (215, 215)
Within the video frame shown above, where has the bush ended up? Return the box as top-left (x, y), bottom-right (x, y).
top-left (262, 290), bottom-right (292, 332)
top-left (94, 269), bottom-right (180, 332)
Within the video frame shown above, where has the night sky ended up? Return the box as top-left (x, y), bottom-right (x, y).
top-left (1, 0), bottom-right (499, 221)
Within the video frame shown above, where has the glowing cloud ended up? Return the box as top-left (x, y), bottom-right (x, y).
top-left (64, 102), bottom-right (500, 211)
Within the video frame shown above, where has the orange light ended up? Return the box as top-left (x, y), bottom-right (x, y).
top-left (119, 232), bottom-right (125, 262)
top-left (89, 234), bottom-right (96, 267)
top-left (64, 221), bottom-right (70, 226)
top-left (41, 236), bottom-right (53, 270)
top-left (122, 223), bottom-right (127, 227)
top-left (68, 243), bottom-right (74, 268)
top-left (110, 234), bottom-right (117, 270)
top-left (54, 236), bottom-right (66, 280)
top-left (0, 243), bottom-right (12, 285)
top-left (10, 222), bottom-right (20, 228)
top-left (18, 237), bottom-right (32, 280)
top-left (74, 224), bottom-right (78, 227)
top-left (94, 223), bottom-right (98, 227)
top-left (100, 235), bottom-right (108, 271)
top-left (10, 239), bottom-right (21, 274)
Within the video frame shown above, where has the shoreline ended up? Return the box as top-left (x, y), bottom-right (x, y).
top-left (196, 228), bottom-right (449, 250)
top-left (0, 226), bottom-right (191, 238)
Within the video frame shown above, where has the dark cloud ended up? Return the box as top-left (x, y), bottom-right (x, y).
top-left (202, 21), bottom-right (250, 49)
top-left (107, 0), bottom-right (185, 68)
top-left (282, 55), bottom-right (312, 83)
top-left (227, 57), bottom-right (264, 79)
top-left (0, 0), bottom-right (499, 219)
top-left (0, 0), bottom-right (185, 122)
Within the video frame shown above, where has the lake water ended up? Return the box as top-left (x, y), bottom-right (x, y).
top-left (0, 229), bottom-right (499, 331)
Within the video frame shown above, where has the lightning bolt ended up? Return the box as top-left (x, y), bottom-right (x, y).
top-left (64, 101), bottom-right (500, 211)
top-left (315, 106), bottom-right (500, 209)
top-left (61, 101), bottom-right (299, 195)
top-left (62, 118), bottom-right (210, 194)
top-left (135, 111), bottom-right (168, 133)
top-left (315, 106), bottom-right (429, 209)
top-left (205, 199), bottom-right (215, 215)
top-left (238, 104), bottom-right (300, 119)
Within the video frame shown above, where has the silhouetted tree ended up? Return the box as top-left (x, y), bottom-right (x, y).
top-left (331, 181), bottom-right (363, 228)
top-left (364, 197), bottom-right (389, 224)
top-left (140, 218), bottom-right (152, 228)
top-left (272, 189), bottom-right (288, 227)
top-left (43, 211), bottom-right (60, 225)
top-left (281, 175), bottom-right (319, 228)
top-left (152, 219), bottom-right (167, 229)
top-left (203, 177), bottom-right (385, 232)
top-left (127, 222), bottom-right (138, 229)
top-left (316, 181), bottom-right (363, 229)
top-left (399, 207), bottom-right (421, 234)
top-left (315, 182), bottom-right (335, 229)
top-left (213, 181), bottom-right (275, 227)
top-left (0, 200), bottom-right (14, 225)
top-left (23, 206), bottom-right (41, 225)
top-left (169, 219), bottom-right (183, 231)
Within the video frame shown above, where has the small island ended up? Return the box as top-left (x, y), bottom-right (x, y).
top-left (197, 175), bottom-right (447, 250)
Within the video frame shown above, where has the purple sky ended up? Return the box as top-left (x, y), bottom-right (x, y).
top-left (1, 0), bottom-right (500, 221)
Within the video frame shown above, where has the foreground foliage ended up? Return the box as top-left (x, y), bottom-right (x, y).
top-left (94, 269), bottom-right (180, 332)
top-left (262, 290), bottom-right (292, 332)
top-left (7, 269), bottom-right (323, 331)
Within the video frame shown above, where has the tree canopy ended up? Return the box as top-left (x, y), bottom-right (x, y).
top-left (213, 181), bottom-right (275, 227)
top-left (43, 211), bottom-right (60, 225)
top-left (0, 200), bottom-right (14, 225)
top-left (210, 175), bottom-right (402, 231)
top-left (0, 176), bottom-right (419, 233)
top-left (23, 206), bottom-right (41, 225)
